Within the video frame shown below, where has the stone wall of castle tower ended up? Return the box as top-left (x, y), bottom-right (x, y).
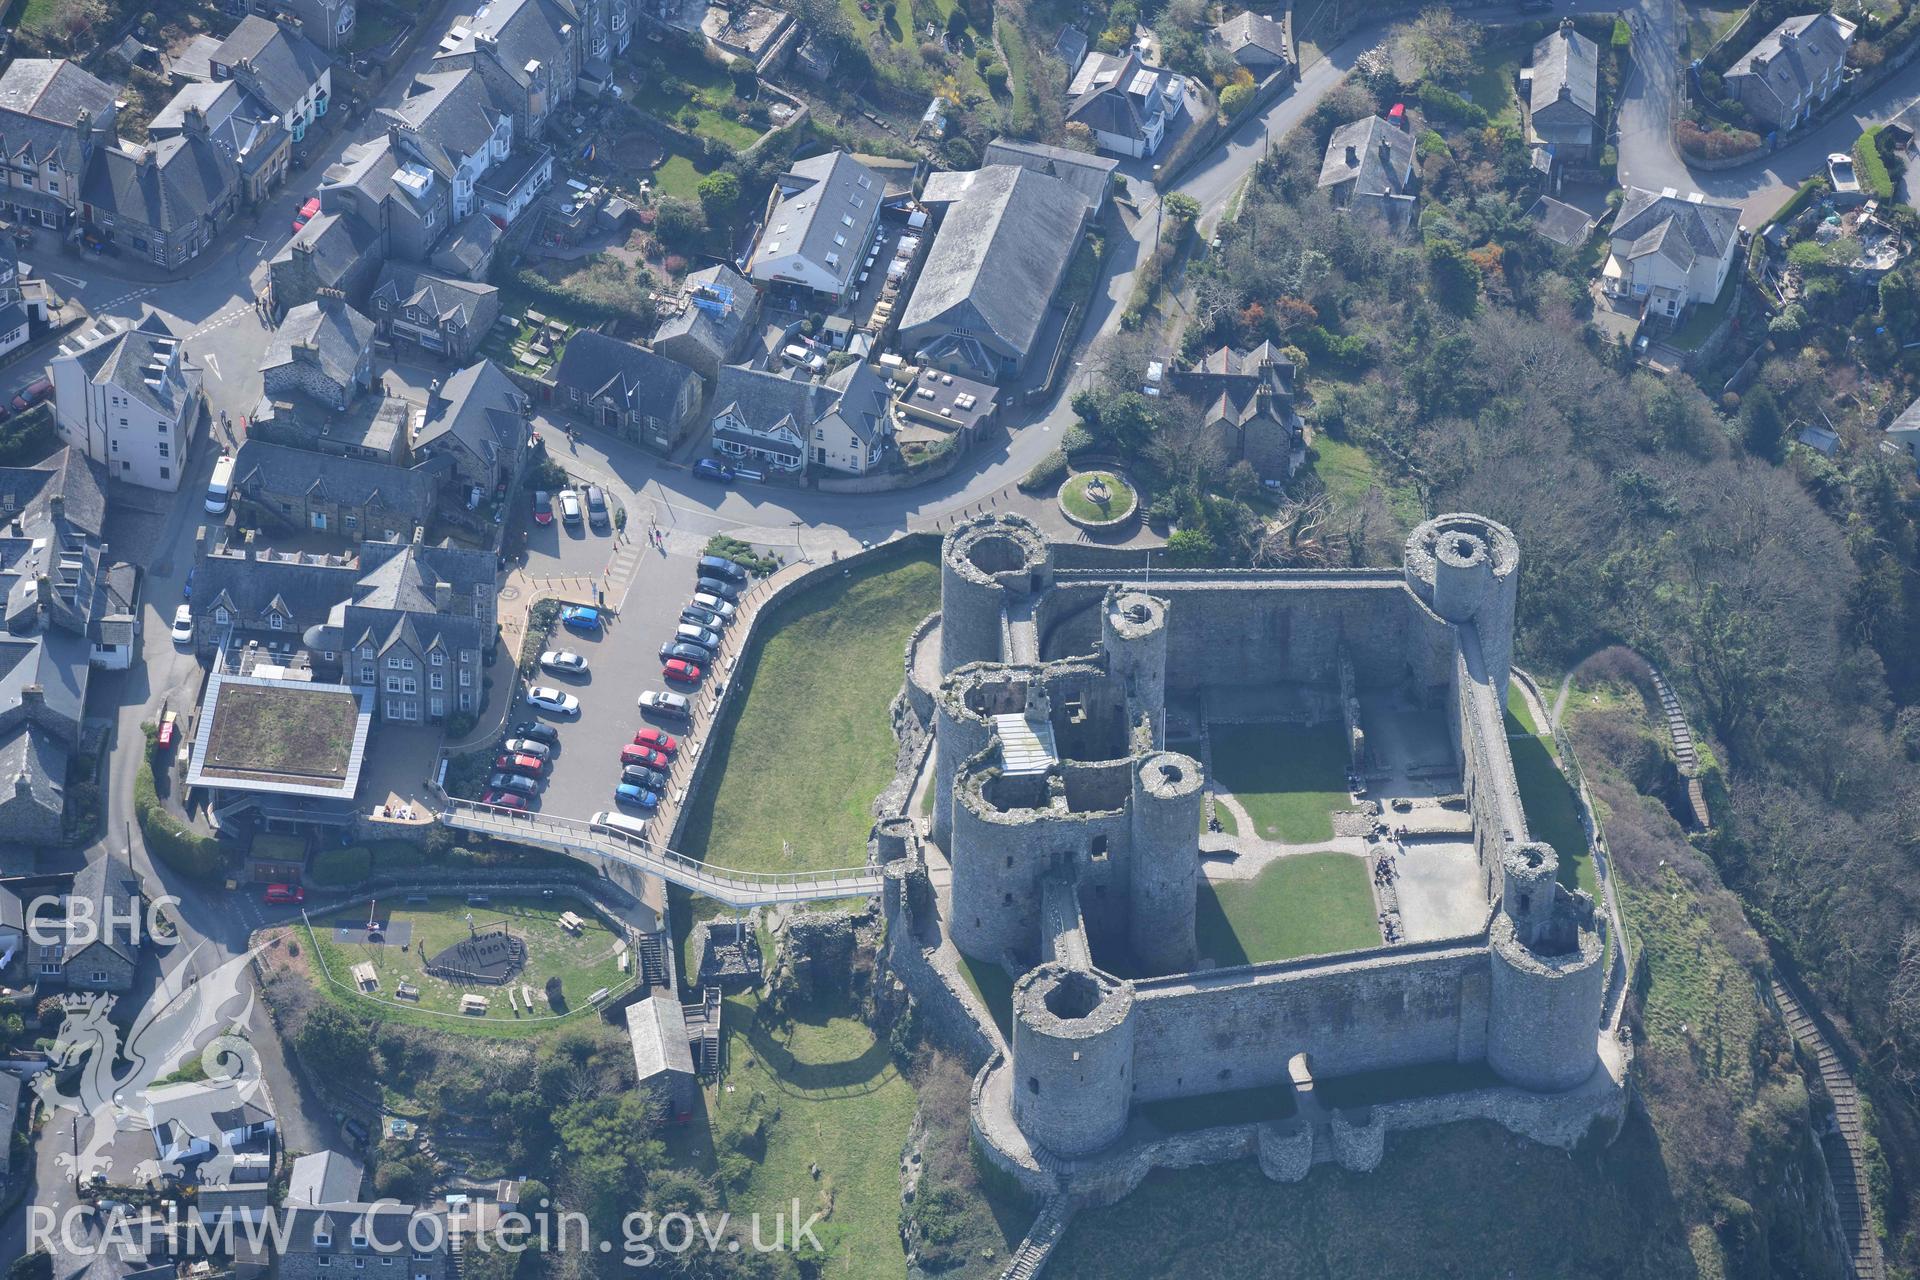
top-left (1486, 842), bottom-right (1605, 1093)
top-left (1011, 965), bottom-right (1136, 1157)
top-left (939, 515), bottom-right (1051, 675)
top-left (1405, 514), bottom-right (1520, 704)
top-left (1100, 588), bottom-right (1169, 731)
top-left (1127, 752), bottom-right (1202, 974)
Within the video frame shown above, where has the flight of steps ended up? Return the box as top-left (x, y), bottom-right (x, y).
top-left (1773, 979), bottom-right (1885, 1280)
top-left (1648, 667), bottom-right (1711, 830)
top-left (699, 986), bottom-right (722, 1073)
top-left (1000, 1195), bottom-right (1075, 1280)
top-left (637, 932), bottom-right (669, 988)
top-left (1004, 597), bottom-right (1040, 665)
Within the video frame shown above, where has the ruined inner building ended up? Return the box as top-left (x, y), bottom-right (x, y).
top-left (882, 512), bottom-right (1630, 1202)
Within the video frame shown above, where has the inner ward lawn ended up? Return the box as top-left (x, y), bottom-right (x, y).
top-left (1209, 722), bottom-right (1351, 844)
top-left (1196, 853), bottom-right (1380, 967)
top-left (709, 991), bottom-right (917, 1275)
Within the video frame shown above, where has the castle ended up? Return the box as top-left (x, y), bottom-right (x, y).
top-left (881, 512), bottom-right (1630, 1203)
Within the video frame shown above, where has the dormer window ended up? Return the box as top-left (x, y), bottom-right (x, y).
top-left (431, 650), bottom-right (445, 666)
top-left (315, 1229), bottom-right (332, 1247)
top-left (215, 607), bottom-right (230, 626)
top-left (269, 613), bottom-right (284, 630)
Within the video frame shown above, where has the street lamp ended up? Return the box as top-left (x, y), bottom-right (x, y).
top-left (1153, 165), bottom-right (1164, 243)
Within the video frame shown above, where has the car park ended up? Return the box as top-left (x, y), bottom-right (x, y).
top-left (495, 753), bottom-right (545, 775)
top-left (697, 554), bottom-right (748, 584)
top-left (503, 738), bottom-right (552, 759)
top-left (511, 722), bottom-right (561, 746)
top-left (585, 485), bottom-right (609, 528)
top-left (633, 727), bottom-right (678, 754)
top-left (559, 605), bottom-right (601, 633)
top-left (559, 489), bottom-right (582, 525)
top-left (695, 577), bottom-right (740, 602)
top-left (691, 593), bottom-right (737, 621)
top-left (482, 790), bottom-right (529, 809)
top-left (693, 458), bottom-right (736, 482)
top-left (638, 690), bottom-right (692, 717)
top-left (622, 764), bottom-right (668, 790)
top-left (615, 782), bottom-right (660, 808)
top-left (540, 649), bottom-right (588, 675)
top-left (681, 605), bottom-right (727, 631)
top-left (659, 641), bottom-right (711, 665)
top-left (488, 772), bottom-right (538, 795)
top-left (662, 659), bottom-right (703, 684)
top-left (526, 686), bottom-right (580, 714)
top-left (533, 490), bottom-right (553, 525)
top-left (621, 744), bottom-right (669, 769)
top-left (171, 604), bottom-right (194, 644)
top-left (264, 884), bottom-right (306, 905)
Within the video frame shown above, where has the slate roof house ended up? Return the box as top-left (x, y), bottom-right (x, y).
top-left (32, 853), bottom-right (143, 991)
top-left (262, 296), bottom-right (377, 412)
top-left (899, 164), bottom-right (1091, 384)
top-left (1602, 186), bottom-right (1742, 320)
top-left (79, 126), bottom-right (243, 270)
top-left (234, 1201), bottom-right (452, 1280)
top-left (746, 151), bottom-right (884, 300)
top-left (230, 440), bottom-right (444, 544)
top-left (0, 240), bottom-right (27, 362)
top-left (148, 79), bottom-right (291, 206)
top-left (1317, 114), bottom-right (1418, 230)
top-left (411, 359), bottom-right (529, 495)
top-left (380, 69), bottom-right (516, 225)
top-left (286, 1149), bottom-right (365, 1205)
top-left (1169, 341), bottom-right (1302, 479)
top-left (648, 263), bottom-right (758, 381)
top-left (628, 995), bottom-right (697, 1123)
top-left (206, 16), bottom-right (333, 147)
top-left (550, 331), bottom-right (703, 449)
top-left (317, 134), bottom-right (454, 268)
top-left (283, 0), bottom-right (359, 53)
top-left (49, 312), bottom-right (203, 493)
top-left (980, 138), bottom-right (1118, 215)
top-left (710, 359), bottom-right (894, 476)
top-left (1725, 12), bottom-right (1857, 131)
top-left (368, 263), bottom-right (500, 363)
top-left (269, 210), bottom-right (386, 314)
top-left (1526, 19), bottom-right (1600, 161)
top-left (1066, 50), bottom-right (1185, 158)
top-left (1211, 10), bottom-right (1291, 73)
top-left (0, 59), bottom-right (117, 232)
top-left (433, 0), bottom-right (581, 141)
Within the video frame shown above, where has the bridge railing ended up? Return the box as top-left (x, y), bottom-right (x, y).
top-left (439, 798), bottom-right (882, 902)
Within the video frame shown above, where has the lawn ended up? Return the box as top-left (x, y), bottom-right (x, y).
top-left (678, 548), bottom-right (941, 876)
top-left (1670, 284), bottom-right (1736, 350)
top-left (628, 62), bottom-right (764, 151)
top-left (711, 991), bottom-right (917, 1272)
top-left (651, 151), bottom-right (720, 202)
top-left (1195, 853), bottom-right (1380, 967)
top-left (1209, 722), bottom-right (1352, 844)
top-left (1060, 471), bottom-right (1137, 522)
top-left (1454, 42), bottom-right (1525, 130)
top-left (1309, 437), bottom-right (1424, 535)
top-left (1505, 681), bottom-right (1540, 737)
top-left (1510, 731), bottom-right (1594, 896)
top-left (1047, 1118), bottom-right (1702, 1279)
top-left (302, 894), bottom-right (631, 1036)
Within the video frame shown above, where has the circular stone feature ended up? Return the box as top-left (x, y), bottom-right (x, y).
top-left (1058, 470), bottom-right (1138, 529)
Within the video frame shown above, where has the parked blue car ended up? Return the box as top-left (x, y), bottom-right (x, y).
top-left (615, 782), bottom-right (660, 809)
top-left (693, 458), bottom-right (736, 482)
top-left (559, 605), bottom-right (601, 633)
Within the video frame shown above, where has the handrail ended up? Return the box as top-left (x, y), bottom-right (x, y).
top-left (438, 798), bottom-right (884, 906)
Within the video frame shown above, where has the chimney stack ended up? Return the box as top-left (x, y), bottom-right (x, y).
top-left (1344, 144), bottom-right (1358, 167)
top-left (244, 528), bottom-right (258, 562)
top-left (434, 580), bottom-right (451, 611)
top-left (48, 495), bottom-right (63, 522)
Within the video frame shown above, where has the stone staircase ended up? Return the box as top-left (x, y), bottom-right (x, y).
top-left (1000, 1195), bottom-right (1075, 1280)
top-left (1773, 978), bottom-right (1884, 1280)
top-left (1648, 666), bottom-right (1711, 830)
top-left (637, 932), bottom-right (669, 988)
top-left (1004, 596), bottom-right (1040, 665)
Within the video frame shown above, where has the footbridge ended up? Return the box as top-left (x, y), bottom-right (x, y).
top-left (439, 799), bottom-right (885, 907)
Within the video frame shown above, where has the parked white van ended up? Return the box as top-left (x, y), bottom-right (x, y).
top-left (592, 810), bottom-right (650, 840)
top-left (205, 455), bottom-right (236, 514)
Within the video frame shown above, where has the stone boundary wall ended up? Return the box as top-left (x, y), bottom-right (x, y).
top-left (665, 533), bottom-right (940, 854)
top-left (1452, 628), bottom-right (1528, 901)
top-left (816, 440), bottom-right (972, 493)
top-left (881, 870), bottom-right (998, 1067)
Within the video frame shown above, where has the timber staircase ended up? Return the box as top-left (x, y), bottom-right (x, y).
top-left (1648, 666), bottom-right (1711, 830)
top-left (1773, 978), bottom-right (1885, 1280)
top-left (1000, 1195), bottom-right (1075, 1280)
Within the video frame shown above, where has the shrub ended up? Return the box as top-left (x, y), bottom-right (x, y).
top-left (0, 404), bottom-right (57, 467)
top-left (1220, 82), bottom-right (1253, 118)
top-left (134, 732), bottom-right (223, 878)
top-left (1854, 128), bottom-right (1894, 199)
top-left (1019, 449), bottom-right (1069, 493)
top-left (1060, 422), bottom-right (1096, 455)
top-left (1417, 82), bottom-right (1486, 127)
top-left (1674, 118), bottom-right (1761, 161)
top-left (1611, 16), bottom-right (1631, 48)
top-left (704, 534), bottom-right (780, 577)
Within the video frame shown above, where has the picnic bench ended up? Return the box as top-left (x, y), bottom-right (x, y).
top-left (460, 994), bottom-right (490, 1015)
top-left (351, 962), bottom-right (378, 992)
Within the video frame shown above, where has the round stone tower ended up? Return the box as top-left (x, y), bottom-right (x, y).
top-left (1486, 844), bottom-right (1605, 1092)
top-left (1011, 964), bottom-right (1136, 1157)
top-left (1127, 751), bottom-right (1202, 974)
top-left (1404, 514), bottom-right (1520, 698)
top-left (1101, 588), bottom-right (1169, 728)
top-left (940, 515), bottom-right (1052, 676)
top-left (948, 747), bottom-right (1051, 963)
top-left (931, 673), bottom-right (998, 849)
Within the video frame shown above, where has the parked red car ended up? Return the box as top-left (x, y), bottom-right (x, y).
top-left (11, 376), bottom-right (50, 413)
top-left (494, 752), bottom-right (546, 775)
top-left (633, 727), bottom-right (678, 755)
top-left (621, 744), bottom-right (669, 769)
top-left (482, 790), bottom-right (529, 809)
top-left (532, 489), bottom-right (553, 526)
top-left (663, 658), bottom-right (702, 684)
top-left (155, 711), bottom-right (180, 753)
top-left (263, 884), bottom-right (305, 905)
top-left (292, 196), bottom-right (321, 233)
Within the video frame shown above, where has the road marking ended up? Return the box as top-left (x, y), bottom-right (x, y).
top-left (49, 272), bottom-right (87, 289)
top-left (202, 352), bottom-right (221, 380)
